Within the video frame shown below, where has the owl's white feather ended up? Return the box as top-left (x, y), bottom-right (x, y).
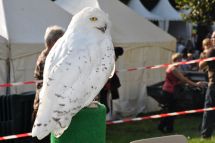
top-left (32, 7), bottom-right (115, 140)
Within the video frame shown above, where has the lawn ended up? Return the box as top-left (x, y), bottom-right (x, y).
top-left (106, 114), bottom-right (215, 143)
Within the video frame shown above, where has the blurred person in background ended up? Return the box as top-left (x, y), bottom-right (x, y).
top-left (98, 47), bottom-right (124, 120)
top-left (32, 25), bottom-right (65, 143)
top-left (199, 35), bottom-right (215, 139)
top-left (211, 31), bottom-right (215, 48)
top-left (158, 53), bottom-right (204, 133)
top-left (200, 38), bottom-right (213, 59)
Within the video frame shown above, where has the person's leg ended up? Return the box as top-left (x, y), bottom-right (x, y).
top-left (158, 109), bottom-right (168, 133)
top-left (99, 89), bottom-right (110, 113)
top-left (165, 96), bottom-right (176, 133)
top-left (201, 85), bottom-right (215, 138)
top-left (158, 91), bottom-right (173, 133)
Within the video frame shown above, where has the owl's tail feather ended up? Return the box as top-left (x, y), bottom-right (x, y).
top-left (32, 96), bottom-right (54, 140)
top-left (53, 126), bottom-right (68, 138)
top-left (32, 122), bottom-right (53, 140)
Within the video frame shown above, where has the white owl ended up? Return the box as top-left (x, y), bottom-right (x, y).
top-left (32, 7), bottom-right (115, 140)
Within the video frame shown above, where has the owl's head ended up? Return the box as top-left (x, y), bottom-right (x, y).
top-left (69, 7), bottom-right (111, 34)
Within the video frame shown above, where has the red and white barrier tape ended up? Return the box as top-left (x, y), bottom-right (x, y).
top-left (118, 57), bottom-right (215, 72)
top-left (106, 107), bottom-right (215, 125)
top-left (0, 57), bottom-right (214, 140)
top-left (1, 106), bottom-right (215, 141)
top-left (0, 57), bottom-right (215, 87)
top-left (0, 133), bottom-right (32, 141)
top-left (0, 80), bottom-right (42, 88)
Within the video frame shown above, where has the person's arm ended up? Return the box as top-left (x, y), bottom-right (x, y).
top-left (199, 49), bottom-right (210, 70)
top-left (199, 61), bottom-right (207, 70)
top-left (172, 67), bottom-right (199, 87)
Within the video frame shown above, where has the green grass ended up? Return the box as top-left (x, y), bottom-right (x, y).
top-left (106, 114), bottom-right (215, 143)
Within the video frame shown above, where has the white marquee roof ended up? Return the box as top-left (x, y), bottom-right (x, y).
top-left (0, 0), bottom-right (72, 58)
top-left (128, 0), bottom-right (163, 21)
top-left (151, 0), bottom-right (182, 21)
top-left (55, 0), bottom-right (175, 48)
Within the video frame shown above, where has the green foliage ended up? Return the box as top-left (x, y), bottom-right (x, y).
top-left (175, 0), bottom-right (215, 24)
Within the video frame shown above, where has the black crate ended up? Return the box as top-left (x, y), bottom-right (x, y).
top-left (147, 71), bottom-right (207, 110)
top-left (0, 91), bottom-right (35, 143)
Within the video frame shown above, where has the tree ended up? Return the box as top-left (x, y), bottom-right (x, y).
top-left (175, 0), bottom-right (215, 51)
top-left (176, 0), bottom-right (215, 24)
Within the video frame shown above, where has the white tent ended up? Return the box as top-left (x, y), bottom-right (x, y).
top-left (0, 0), bottom-right (72, 95)
top-left (151, 0), bottom-right (192, 40)
top-left (0, 36), bottom-right (8, 95)
top-left (128, 0), bottom-right (163, 21)
top-left (56, 0), bottom-right (176, 116)
top-left (151, 0), bottom-right (182, 32)
top-left (151, 0), bottom-right (182, 21)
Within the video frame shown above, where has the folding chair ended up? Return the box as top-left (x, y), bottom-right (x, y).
top-left (130, 135), bottom-right (187, 143)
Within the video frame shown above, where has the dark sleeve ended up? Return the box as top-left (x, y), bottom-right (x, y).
top-left (110, 73), bottom-right (121, 88)
top-left (110, 73), bottom-right (121, 99)
top-left (207, 49), bottom-right (215, 70)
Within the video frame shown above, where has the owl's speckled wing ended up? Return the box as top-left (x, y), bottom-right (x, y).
top-left (32, 7), bottom-right (115, 140)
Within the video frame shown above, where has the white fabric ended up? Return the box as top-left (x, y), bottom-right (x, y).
top-left (0, 36), bottom-right (8, 59)
top-left (55, 0), bottom-right (99, 14)
top-left (0, 0), bottom-right (72, 95)
top-left (0, 36), bottom-right (8, 95)
top-left (151, 0), bottom-right (182, 21)
top-left (0, 1), bottom-right (8, 40)
top-left (56, 0), bottom-right (175, 46)
top-left (128, 0), bottom-right (163, 21)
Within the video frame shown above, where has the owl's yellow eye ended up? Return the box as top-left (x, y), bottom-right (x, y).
top-left (89, 17), bottom-right (98, 21)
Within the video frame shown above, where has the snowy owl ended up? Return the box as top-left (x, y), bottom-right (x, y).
top-left (32, 7), bottom-right (115, 140)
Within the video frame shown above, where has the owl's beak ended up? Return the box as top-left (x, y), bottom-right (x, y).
top-left (96, 24), bottom-right (107, 33)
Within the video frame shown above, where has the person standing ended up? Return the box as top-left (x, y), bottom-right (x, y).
top-left (32, 25), bottom-right (65, 143)
top-left (199, 47), bottom-right (215, 139)
top-left (158, 53), bottom-right (203, 133)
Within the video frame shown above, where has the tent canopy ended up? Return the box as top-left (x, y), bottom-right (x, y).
top-left (151, 0), bottom-right (182, 21)
top-left (0, 36), bottom-right (8, 59)
top-left (0, 0), bottom-right (176, 116)
top-left (55, 0), bottom-right (176, 116)
top-left (128, 0), bottom-right (163, 21)
top-left (0, 0), bottom-right (72, 58)
top-left (0, 0), bottom-right (72, 94)
top-left (55, 0), bottom-right (175, 49)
